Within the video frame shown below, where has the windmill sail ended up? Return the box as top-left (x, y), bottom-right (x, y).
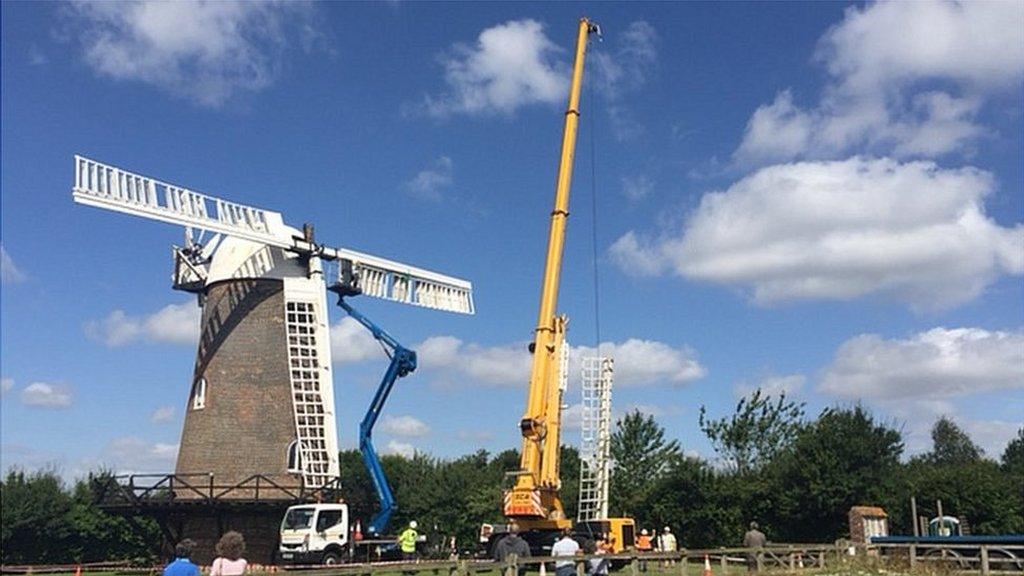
top-left (73, 155), bottom-right (291, 247)
top-left (330, 247), bottom-right (475, 315)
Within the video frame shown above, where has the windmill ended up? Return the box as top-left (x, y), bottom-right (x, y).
top-left (72, 155), bottom-right (474, 491)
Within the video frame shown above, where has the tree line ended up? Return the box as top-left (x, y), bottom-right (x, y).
top-left (3, 394), bottom-right (1022, 563)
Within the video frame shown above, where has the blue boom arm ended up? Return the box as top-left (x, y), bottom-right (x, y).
top-left (336, 298), bottom-right (417, 536)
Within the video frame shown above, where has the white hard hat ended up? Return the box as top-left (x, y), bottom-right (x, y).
top-left (641, 529), bottom-right (648, 535)
top-left (663, 526), bottom-right (671, 532)
top-left (410, 520), bottom-right (418, 529)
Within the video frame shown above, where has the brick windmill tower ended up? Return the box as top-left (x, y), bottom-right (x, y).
top-left (73, 156), bottom-right (473, 559)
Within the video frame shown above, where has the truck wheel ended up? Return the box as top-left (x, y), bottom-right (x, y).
top-left (323, 551), bottom-right (342, 565)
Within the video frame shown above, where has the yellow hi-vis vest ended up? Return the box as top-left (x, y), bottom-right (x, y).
top-left (399, 528), bottom-right (418, 553)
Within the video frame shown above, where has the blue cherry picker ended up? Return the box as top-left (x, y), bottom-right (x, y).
top-left (331, 264), bottom-right (416, 551)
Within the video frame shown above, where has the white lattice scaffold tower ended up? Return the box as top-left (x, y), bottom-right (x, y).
top-left (577, 357), bottom-right (614, 522)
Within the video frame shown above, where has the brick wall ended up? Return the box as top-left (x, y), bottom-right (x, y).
top-left (176, 279), bottom-right (301, 492)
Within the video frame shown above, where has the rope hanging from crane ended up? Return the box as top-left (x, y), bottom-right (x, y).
top-left (586, 49), bottom-right (603, 354)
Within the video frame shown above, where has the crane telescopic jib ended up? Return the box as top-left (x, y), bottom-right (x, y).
top-left (503, 17), bottom-right (600, 532)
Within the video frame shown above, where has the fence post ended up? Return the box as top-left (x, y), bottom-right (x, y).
top-left (789, 549), bottom-right (795, 572)
top-left (817, 551), bottom-right (824, 569)
top-left (720, 549), bottom-right (727, 570)
top-left (980, 545), bottom-right (990, 576)
top-left (756, 552), bottom-right (764, 572)
top-left (679, 551), bottom-right (687, 576)
top-left (909, 544), bottom-right (916, 570)
top-left (630, 555), bottom-right (638, 576)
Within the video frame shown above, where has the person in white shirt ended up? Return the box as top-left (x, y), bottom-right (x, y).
top-left (551, 529), bottom-right (581, 576)
top-left (211, 531), bottom-right (247, 576)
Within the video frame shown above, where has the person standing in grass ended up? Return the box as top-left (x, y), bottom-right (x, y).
top-left (551, 528), bottom-right (581, 576)
top-left (212, 531), bottom-right (247, 576)
top-left (399, 520), bottom-right (420, 561)
top-left (494, 524), bottom-right (532, 576)
top-left (163, 539), bottom-right (200, 576)
top-left (743, 521), bottom-right (767, 572)
top-left (636, 529), bottom-right (653, 572)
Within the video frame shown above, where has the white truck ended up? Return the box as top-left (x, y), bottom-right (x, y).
top-left (279, 503), bottom-right (351, 565)
top-left (279, 503), bottom-right (415, 565)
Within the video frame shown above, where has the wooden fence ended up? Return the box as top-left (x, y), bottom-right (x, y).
top-left (3, 542), bottom-right (1022, 575)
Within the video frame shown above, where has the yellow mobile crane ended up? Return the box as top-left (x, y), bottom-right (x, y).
top-left (492, 17), bottom-right (635, 556)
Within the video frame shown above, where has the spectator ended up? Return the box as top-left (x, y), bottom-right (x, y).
top-left (163, 539), bottom-right (199, 576)
top-left (551, 528), bottom-right (581, 576)
top-left (494, 524), bottom-right (531, 576)
top-left (588, 537), bottom-right (610, 576)
top-left (743, 521), bottom-right (767, 571)
top-left (212, 531), bottom-right (247, 576)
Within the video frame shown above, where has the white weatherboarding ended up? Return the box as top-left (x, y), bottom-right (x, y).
top-left (73, 155), bottom-right (474, 488)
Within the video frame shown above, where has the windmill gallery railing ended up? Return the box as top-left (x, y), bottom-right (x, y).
top-left (91, 473), bottom-right (344, 510)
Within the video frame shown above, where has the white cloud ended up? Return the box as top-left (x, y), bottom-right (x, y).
top-left (621, 175), bottom-right (653, 202)
top-left (66, 1), bottom-right (316, 107)
top-left (734, 374), bottom-right (806, 399)
top-left (97, 436), bottom-right (179, 473)
top-left (612, 157), bottom-right (1023, 310)
top-left (20, 382), bottom-right (74, 409)
top-left (574, 340), bottom-right (705, 386)
top-left (734, 1), bottom-right (1024, 164)
top-left (562, 402), bottom-right (583, 431)
top-left (963, 419), bottom-right (1022, 459)
top-left (820, 327), bottom-right (1024, 400)
top-left (379, 415), bottom-right (430, 438)
top-left (330, 316), bottom-right (382, 365)
top-left (150, 406), bottom-right (175, 424)
top-left (414, 334), bottom-right (703, 389)
top-left (385, 440), bottom-right (416, 458)
top-left (592, 21), bottom-right (659, 140)
top-left (1, 245), bottom-right (27, 284)
top-left (1, 378), bottom-right (13, 395)
top-left (418, 336), bottom-right (532, 386)
top-left (85, 302), bottom-right (200, 347)
top-left (406, 157), bottom-right (453, 202)
top-left (423, 19), bottom-right (568, 116)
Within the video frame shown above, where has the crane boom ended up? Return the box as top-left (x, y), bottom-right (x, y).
top-left (504, 17), bottom-right (600, 528)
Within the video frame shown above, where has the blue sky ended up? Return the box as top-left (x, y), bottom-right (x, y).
top-left (2, 1), bottom-right (1022, 479)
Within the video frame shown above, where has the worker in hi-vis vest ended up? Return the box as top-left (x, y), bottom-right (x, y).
top-left (399, 521), bottom-right (419, 560)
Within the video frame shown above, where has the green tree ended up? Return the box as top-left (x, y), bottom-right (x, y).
top-left (1000, 427), bottom-right (1024, 478)
top-left (1, 469), bottom-right (73, 563)
top-left (928, 416), bottom-right (982, 465)
top-left (699, 389), bottom-right (805, 474)
top-left (769, 405), bottom-right (904, 542)
top-left (609, 410), bottom-right (680, 519)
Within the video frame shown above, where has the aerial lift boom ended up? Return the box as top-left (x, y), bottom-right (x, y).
top-left (331, 277), bottom-right (416, 536)
top-left (504, 17), bottom-right (600, 532)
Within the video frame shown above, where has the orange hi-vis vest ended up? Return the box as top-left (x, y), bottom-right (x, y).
top-left (637, 535), bottom-right (653, 551)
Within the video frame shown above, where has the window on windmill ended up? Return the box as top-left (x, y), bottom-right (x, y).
top-left (192, 377), bottom-right (206, 410)
top-left (287, 440), bottom-right (302, 473)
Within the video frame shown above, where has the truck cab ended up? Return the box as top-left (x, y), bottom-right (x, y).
top-left (279, 503), bottom-right (349, 565)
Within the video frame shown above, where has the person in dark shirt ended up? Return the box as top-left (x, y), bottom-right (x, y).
top-left (494, 524), bottom-right (532, 576)
top-left (742, 522), bottom-right (767, 571)
top-left (163, 539), bottom-right (200, 576)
